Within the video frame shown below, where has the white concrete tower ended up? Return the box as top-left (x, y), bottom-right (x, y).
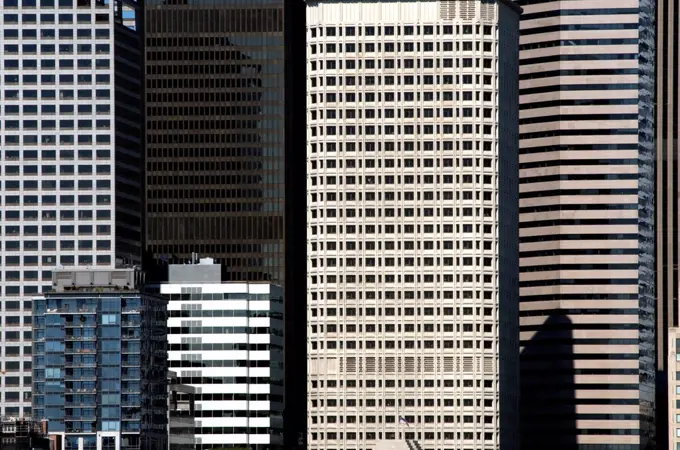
top-left (0, 0), bottom-right (143, 416)
top-left (306, 1), bottom-right (521, 450)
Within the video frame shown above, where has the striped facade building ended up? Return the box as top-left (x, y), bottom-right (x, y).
top-left (156, 259), bottom-right (285, 450)
top-left (516, 1), bottom-right (656, 449)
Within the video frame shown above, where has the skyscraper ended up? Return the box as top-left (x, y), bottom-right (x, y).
top-left (516, 1), bottom-right (656, 448)
top-left (0, 0), bottom-right (143, 417)
top-left (143, 2), bottom-right (307, 443)
top-left (144, 0), bottom-right (305, 285)
top-left (656, 0), bottom-right (678, 447)
top-left (306, 1), bottom-right (521, 449)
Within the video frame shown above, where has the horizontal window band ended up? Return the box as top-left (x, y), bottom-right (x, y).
top-left (519, 190), bottom-right (639, 199)
top-left (520, 83), bottom-right (638, 95)
top-left (520, 308), bottom-right (638, 316)
top-left (521, 173), bottom-right (638, 183)
top-left (520, 129), bottom-right (638, 140)
top-left (520, 143), bottom-right (638, 155)
top-left (521, 8), bottom-right (639, 20)
top-left (520, 278), bottom-right (638, 287)
top-left (520, 263), bottom-right (639, 272)
top-left (521, 53), bottom-right (637, 66)
top-left (520, 293), bottom-right (637, 301)
top-left (520, 158), bottom-right (638, 169)
top-left (520, 97), bottom-right (637, 109)
top-left (521, 23), bottom-right (638, 36)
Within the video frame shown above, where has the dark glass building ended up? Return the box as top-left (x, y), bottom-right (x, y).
top-left (143, 0), bottom-right (306, 447)
top-left (32, 269), bottom-right (168, 450)
top-left (144, 0), bottom-right (304, 285)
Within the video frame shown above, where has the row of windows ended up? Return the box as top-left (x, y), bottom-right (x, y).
top-left (2, 122), bottom-right (110, 132)
top-left (313, 121), bottom-right (494, 134)
top-left (0, 255), bottom-right (112, 268)
top-left (4, 44), bottom-right (109, 56)
top-left (2, 103), bottom-right (110, 114)
top-left (312, 42), bottom-right (492, 55)
top-left (311, 224), bottom-right (494, 235)
top-left (0, 179), bottom-right (110, 190)
top-left (4, 88), bottom-right (110, 99)
top-left (311, 75), bottom-right (495, 93)
top-left (311, 431), bottom-right (495, 441)
top-left (2, 164), bottom-right (111, 175)
top-left (311, 174), bottom-right (495, 185)
top-left (314, 397), bottom-right (493, 409)
top-left (311, 339), bottom-right (495, 351)
top-left (310, 140), bottom-right (495, 152)
top-left (2, 212), bottom-right (111, 222)
top-left (0, 376), bottom-right (32, 386)
top-left (312, 239), bottom-right (494, 251)
top-left (310, 274), bottom-right (495, 284)
top-left (313, 381), bottom-right (493, 397)
top-left (310, 307), bottom-right (494, 317)
top-left (313, 158), bottom-right (495, 170)
top-left (311, 56), bottom-right (494, 72)
top-left (0, 239), bottom-right (111, 249)
top-left (311, 286), bottom-right (497, 299)
top-left (3, 59), bottom-right (110, 70)
top-left (311, 207), bottom-right (495, 217)
top-left (1, 136), bottom-right (111, 146)
top-left (310, 24), bottom-right (495, 37)
top-left (4, 225), bottom-right (111, 236)
top-left (312, 323), bottom-right (494, 333)
top-left (310, 256), bottom-right (496, 269)
top-left (3, 0), bottom-right (106, 8)
top-left (311, 51), bottom-right (495, 72)
top-left (3, 12), bottom-right (107, 23)
top-left (3, 28), bottom-right (110, 40)
top-left (311, 107), bottom-right (495, 121)
top-left (311, 414), bottom-right (494, 424)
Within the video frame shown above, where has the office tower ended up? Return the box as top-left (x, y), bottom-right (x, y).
top-left (168, 371), bottom-right (196, 450)
top-left (31, 268), bottom-right (168, 450)
top-left (656, 0), bottom-right (678, 447)
top-left (143, 1), bottom-right (307, 442)
top-left (306, 1), bottom-right (520, 449)
top-left (144, 0), bottom-right (306, 285)
top-left (0, 0), bottom-right (144, 417)
top-left (517, 0), bottom-right (656, 448)
top-left (155, 259), bottom-right (284, 450)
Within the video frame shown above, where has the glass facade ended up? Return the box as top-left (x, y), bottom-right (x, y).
top-left (32, 292), bottom-right (167, 450)
top-left (144, 0), bottom-right (290, 284)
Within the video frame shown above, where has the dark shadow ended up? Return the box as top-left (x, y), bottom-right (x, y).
top-left (520, 314), bottom-right (577, 450)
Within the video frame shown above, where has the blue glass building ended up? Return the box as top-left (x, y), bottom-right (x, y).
top-left (32, 269), bottom-right (168, 450)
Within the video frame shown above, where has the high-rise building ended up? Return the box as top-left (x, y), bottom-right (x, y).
top-left (0, 0), bottom-right (144, 417)
top-left (143, 1), bottom-right (307, 442)
top-left (306, 1), bottom-right (521, 449)
top-left (143, 0), bottom-right (305, 285)
top-left (656, 0), bottom-right (678, 447)
top-left (154, 258), bottom-right (285, 450)
top-left (31, 268), bottom-right (168, 450)
top-left (516, 0), bottom-right (656, 448)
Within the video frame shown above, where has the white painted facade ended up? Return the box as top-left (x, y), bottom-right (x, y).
top-left (306, 1), bottom-right (520, 449)
top-left (161, 273), bottom-right (284, 449)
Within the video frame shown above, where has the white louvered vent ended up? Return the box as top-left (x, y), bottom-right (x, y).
top-left (459, 0), bottom-right (477, 20)
top-left (440, 0), bottom-right (456, 19)
top-left (463, 356), bottom-right (474, 373)
top-left (480, 0), bottom-right (496, 20)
